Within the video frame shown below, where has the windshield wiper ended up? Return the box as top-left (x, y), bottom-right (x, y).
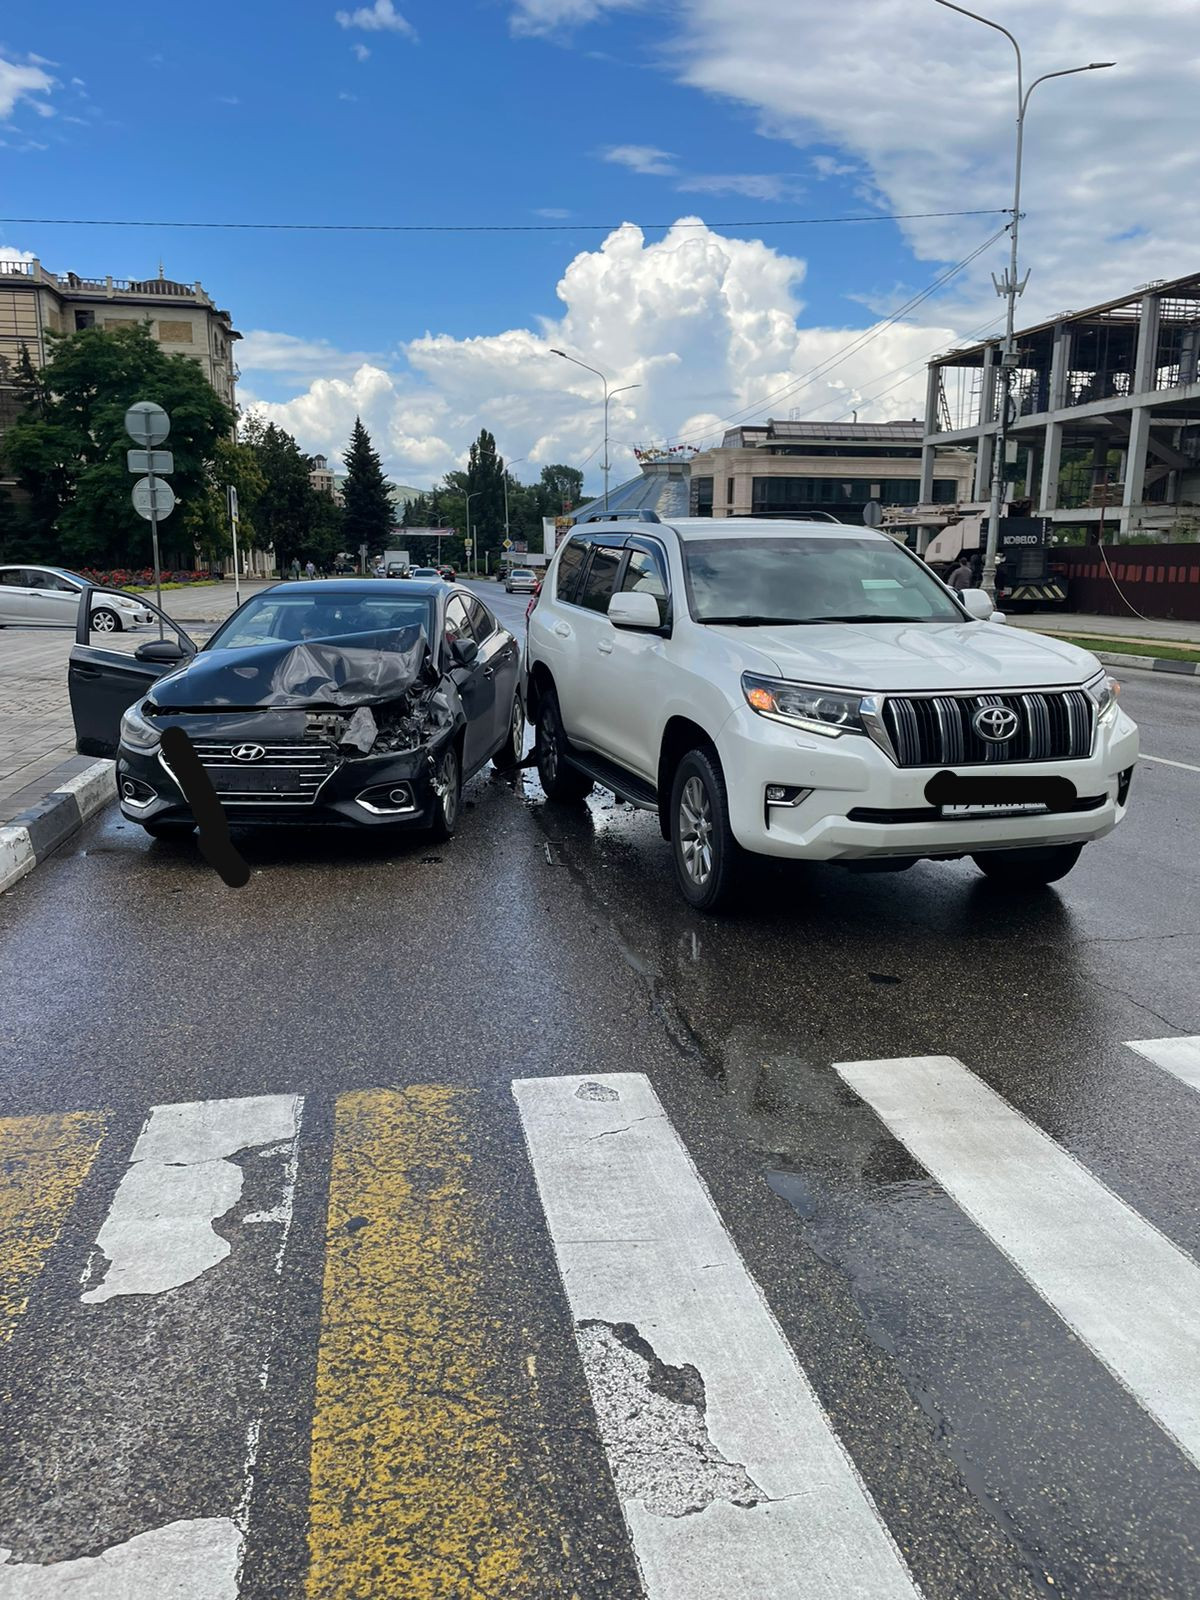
top-left (700, 615), bottom-right (816, 626)
top-left (815, 614), bottom-right (943, 624)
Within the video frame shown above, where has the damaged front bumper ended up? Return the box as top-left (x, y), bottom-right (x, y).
top-left (116, 705), bottom-right (457, 829)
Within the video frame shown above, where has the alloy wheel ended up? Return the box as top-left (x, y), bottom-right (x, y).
top-left (510, 698), bottom-right (525, 764)
top-left (540, 708), bottom-right (559, 785)
top-left (678, 775), bottom-right (714, 886)
top-left (433, 748), bottom-right (459, 828)
top-left (92, 610), bottom-right (117, 633)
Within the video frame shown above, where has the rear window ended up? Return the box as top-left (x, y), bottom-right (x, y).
top-left (555, 538), bottom-right (588, 602)
top-left (578, 546), bottom-right (624, 615)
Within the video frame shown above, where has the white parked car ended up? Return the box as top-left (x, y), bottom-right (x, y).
top-left (505, 567), bottom-right (538, 594)
top-left (0, 565), bottom-right (153, 632)
top-left (524, 516), bottom-right (1138, 911)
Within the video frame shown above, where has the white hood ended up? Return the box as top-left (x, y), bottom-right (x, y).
top-left (711, 619), bottom-right (1100, 694)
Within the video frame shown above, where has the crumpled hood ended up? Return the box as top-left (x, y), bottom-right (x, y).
top-left (150, 626), bottom-right (432, 709)
top-left (712, 618), bottom-right (1101, 693)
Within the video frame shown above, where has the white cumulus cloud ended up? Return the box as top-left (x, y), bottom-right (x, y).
top-left (243, 219), bottom-right (956, 491)
top-left (603, 144), bottom-right (678, 177)
top-left (334, 0), bottom-right (416, 36)
top-left (0, 55), bottom-right (55, 121)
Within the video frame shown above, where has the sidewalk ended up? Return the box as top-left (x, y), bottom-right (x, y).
top-left (1009, 611), bottom-right (1200, 648)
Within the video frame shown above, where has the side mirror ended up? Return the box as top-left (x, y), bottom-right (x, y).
top-left (452, 636), bottom-right (479, 668)
top-left (959, 588), bottom-right (994, 621)
top-left (134, 638), bottom-right (190, 664)
top-left (608, 591), bottom-right (663, 631)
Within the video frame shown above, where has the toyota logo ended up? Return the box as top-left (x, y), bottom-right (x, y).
top-left (972, 706), bottom-right (1020, 743)
top-left (231, 743), bottom-right (266, 763)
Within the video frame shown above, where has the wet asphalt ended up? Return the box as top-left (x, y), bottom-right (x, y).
top-left (1, 584), bottom-right (1198, 1599)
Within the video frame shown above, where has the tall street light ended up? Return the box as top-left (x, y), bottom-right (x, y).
top-left (550, 349), bottom-right (641, 511)
top-left (503, 456), bottom-right (526, 556)
top-left (935, 1), bottom-right (1113, 599)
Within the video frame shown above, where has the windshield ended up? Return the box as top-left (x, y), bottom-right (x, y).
top-left (682, 536), bottom-right (965, 625)
top-left (205, 590), bottom-right (436, 652)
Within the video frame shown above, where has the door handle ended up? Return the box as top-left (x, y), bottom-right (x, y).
top-left (483, 667), bottom-right (494, 680)
top-left (553, 622), bottom-right (571, 638)
top-left (597, 639), bottom-right (613, 655)
top-left (74, 666), bottom-right (102, 679)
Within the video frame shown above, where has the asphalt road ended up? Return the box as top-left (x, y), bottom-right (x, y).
top-left (1, 592), bottom-right (1197, 1600)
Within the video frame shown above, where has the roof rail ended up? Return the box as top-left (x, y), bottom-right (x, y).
top-left (580, 509), bottom-right (662, 524)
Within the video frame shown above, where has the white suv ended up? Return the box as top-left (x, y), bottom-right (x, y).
top-left (525, 515), bottom-right (1138, 911)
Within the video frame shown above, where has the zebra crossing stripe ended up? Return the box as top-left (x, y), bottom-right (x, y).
top-left (0, 1112), bottom-right (106, 1344)
top-left (1126, 1037), bottom-right (1200, 1093)
top-left (513, 1073), bottom-right (921, 1600)
top-left (835, 1056), bottom-right (1200, 1471)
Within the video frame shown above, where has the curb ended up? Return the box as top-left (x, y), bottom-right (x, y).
top-left (0, 761), bottom-right (115, 895)
top-left (1090, 649), bottom-right (1200, 678)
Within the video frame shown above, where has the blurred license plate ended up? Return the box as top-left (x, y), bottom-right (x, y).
top-left (942, 802), bottom-right (1047, 817)
top-left (211, 766), bottom-right (302, 795)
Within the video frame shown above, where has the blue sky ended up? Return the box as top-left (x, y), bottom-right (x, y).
top-left (2, 1), bottom-right (1194, 487)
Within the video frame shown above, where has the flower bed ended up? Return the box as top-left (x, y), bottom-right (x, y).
top-left (79, 567), bottom-right (224, 589)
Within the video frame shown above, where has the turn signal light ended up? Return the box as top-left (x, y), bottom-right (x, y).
top-left (747, 686), bottom-right (776, 713)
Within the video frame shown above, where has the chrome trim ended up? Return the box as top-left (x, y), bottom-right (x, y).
top-left (356, 784), bottom-right (418, 816)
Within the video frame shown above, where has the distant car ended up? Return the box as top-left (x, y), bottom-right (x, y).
top-left (437, 566), bottom-right (456, 581)
top-left (67, 580), bottom-right (525, 842)
top-left (0, 564), bottom-right (153, 632)
top-left (410, 567), bottom-right (442, 581)
top-left (506, 567), bottom-right (538, 594)
top-left (385, 563), bottom-right (410, 579)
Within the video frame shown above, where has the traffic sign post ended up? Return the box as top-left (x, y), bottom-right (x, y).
top-left (125, 403), bottom-right (173, 633)
top-left (228, 485), bottom-right (241, 608)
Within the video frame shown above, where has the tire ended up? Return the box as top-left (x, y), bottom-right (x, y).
top-left (492, 692), bottom-right (525, 773)
top-left (91, 606), bottom-right (122, 634)
top-left (141, 818), bottom-right (195, 840)
top-left (972, 842), bottom-right (1084, 888)
top-left (670, 748), bottom-right (744, 913)
top-left (428, 742), bottom-right (462, 841)
top-left (535, 688), bottom-right (593, 803)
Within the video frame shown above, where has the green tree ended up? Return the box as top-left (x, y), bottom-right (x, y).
top-left (341, 417), bottom-right (394, 554)
top-left (465, 428), bottom-right (507, 567)
top-left (538, 463), bottom-right (584, 515)
top-left (241, 415), bottom-right (341, 570)
top-left (2, 322), bottom-right (234, 569)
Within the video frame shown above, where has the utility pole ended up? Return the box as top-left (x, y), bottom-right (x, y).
top-left (551, 350), bottom-right (640, 512)
top-left (464, 489), bottom-right (480, 577)
top-left (935, 1), bottom-right (1113, 599)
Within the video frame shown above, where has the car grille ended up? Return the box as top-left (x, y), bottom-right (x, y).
top-left (880, 690), bottom-right (1094, 768)
top-left (186, 742), bottom-right (339, 806)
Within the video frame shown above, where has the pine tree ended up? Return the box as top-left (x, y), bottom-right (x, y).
top-left (466, 428), bottom-right (507, 566)
top-left (341, 417), bottom-right (394, 554)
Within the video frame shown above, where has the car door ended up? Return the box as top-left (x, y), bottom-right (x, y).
top-left (68, 589), bottom-right (196, 757)
top-left (464, 594), bottom-right (519, 752)
top-left (587, 539), bottom-right (674, 782)
top-left (0, 567), bottom-right (36, 624)
top-left (28, 568), bottom-right (83, 627)
top-left (443, 593), bottom-right (495, 776)
top-left (560, 539), bottom-right (626, 754)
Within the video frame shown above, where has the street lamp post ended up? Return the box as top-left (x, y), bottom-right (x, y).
top-left (935, 1), bottom-right (1112, 599)
top-left (550, 350), bottom-right (641, 511)
top-left (503, 456), bottom-right (526, 553)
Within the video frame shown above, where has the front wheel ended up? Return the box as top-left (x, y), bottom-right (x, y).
top-left (428, 743), bottom-right (462, 841)
top-left (535, 689), bottom-right (593, 803)
top-left (670, 748), bottom-right (743, 912)
top-left (972, 842), bottom-right (1084, 888)
top-left (492, 693), bottom-right (525, 773)
top-left (91, 607), bottom-right (122, 633)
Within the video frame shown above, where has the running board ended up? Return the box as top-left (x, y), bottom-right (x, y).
top-left (564, 747), bottom-right (658, 811)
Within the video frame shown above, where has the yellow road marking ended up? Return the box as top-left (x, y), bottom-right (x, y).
top-left (0, 1112), bottom-right (107, 1341)
top-left (306, 1087), bottom-right (550, 1599)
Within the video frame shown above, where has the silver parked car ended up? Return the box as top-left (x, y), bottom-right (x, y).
top-left (505, 567), bottom-right (538, 594)
top-left (0, 565), bottom-right (153, 632)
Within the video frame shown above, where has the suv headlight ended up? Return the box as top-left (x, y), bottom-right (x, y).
top-left (1085, 672), bottom-right (1120, 722)
top-left (120, 700), bottom-right (162, 752)
top-left (741, 673), bottom-right (866, 738)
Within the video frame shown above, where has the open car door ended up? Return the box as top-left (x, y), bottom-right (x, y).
top-left (68, 587), bottom-right (197, 758)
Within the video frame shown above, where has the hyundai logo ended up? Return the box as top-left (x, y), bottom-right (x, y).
top-left (231, 743), bottom-right (266, 763)
top-left (972, 706), bottom-right (1021, 744)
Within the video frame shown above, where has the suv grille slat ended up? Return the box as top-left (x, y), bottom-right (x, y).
top-left (172, 741), bottom-right (339, 806)
top-left (881, 691), bottom-right (1094, 768)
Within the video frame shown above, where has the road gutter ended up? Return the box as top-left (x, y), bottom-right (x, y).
top-left (0, 761), bottom-right (114, 895)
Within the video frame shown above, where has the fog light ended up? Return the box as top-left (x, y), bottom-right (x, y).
top-left (120, 776), bottom-right (157, 810)
top-left (388, 787), bottom-right (410, 805)
top-left (765, 784), bottom-right (812, 808)
top-left (356, 782), bottom-right (417, 816)
top-left (121, 780), bottom-right (136, 798)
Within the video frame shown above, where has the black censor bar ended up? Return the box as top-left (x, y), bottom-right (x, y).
top-left (160, 726), bottom-right (251, 888)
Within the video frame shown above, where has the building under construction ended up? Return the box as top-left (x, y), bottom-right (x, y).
top-left (917, 270), bottom-right (1200, 542)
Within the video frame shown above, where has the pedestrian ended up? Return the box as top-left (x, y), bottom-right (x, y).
top-left (290, 557), bottom-right (300, 581)
top-left (947, 552), bottom-right (974, 592)
top-left (305, 560), bottom-right (316, 580)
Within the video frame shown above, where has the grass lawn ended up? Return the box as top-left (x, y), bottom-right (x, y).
top-left (1055, 635), bottom-right (1200, 664)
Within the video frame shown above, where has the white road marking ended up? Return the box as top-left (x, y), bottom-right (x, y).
top-left (1126, 1037), bottom-right (1200, 1093)
top-left (82, 1096), bottom-right (303, 1303)
top-left (1141, 754), bottom-right (1200, 774)
top-left (835, 1056), bottom-right (1200, 1470)
top-left (512, 1072), bottom-right (921, 1600)
top-left (0, 1518), bottom-right (240, 1597)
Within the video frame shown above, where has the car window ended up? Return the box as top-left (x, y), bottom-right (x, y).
top-left (0, 569), bottom-right (25, 587)
top-left (44, 572), bottom-right (81, 593)
top-left (206, 592), bottom-right (435, 650)
top-left (444, 595), bottom-right (473, 654)
top-left (465, 596), bottom-right (495, 641)
top-left (620, 549), bottom-right (670, 625)
top-left (577, 545), bottom-right (624, 615)
top-left (24, 570), bottom-right (62, 590)
top-left (555, 538), bottom-right (588, 603)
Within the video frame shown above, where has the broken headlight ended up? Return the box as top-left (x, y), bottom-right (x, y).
top-left (119, 700), bottom-right (162, 752)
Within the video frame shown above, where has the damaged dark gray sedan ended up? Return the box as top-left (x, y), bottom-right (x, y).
top-left (67, 579), bottom-right (523, 840)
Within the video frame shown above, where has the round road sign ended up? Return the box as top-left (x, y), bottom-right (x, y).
top-left (132, 476), bottom-right (176, 521)
top-left (125, 401), bottom-right (171, 447)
